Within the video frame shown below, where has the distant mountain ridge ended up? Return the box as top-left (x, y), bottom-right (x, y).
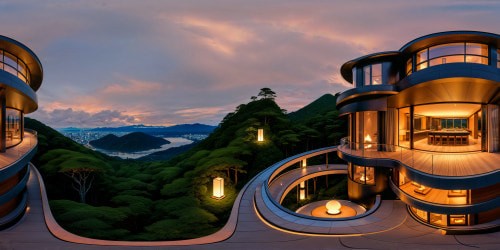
top-left (89, 132), bottom-right (170, 152)
top-left (88, 123), bottom-right (216, 134)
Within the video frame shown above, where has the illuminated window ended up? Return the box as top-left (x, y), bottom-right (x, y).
top-left (5, 108), bottom-right (22, 147)
top-left (0, 49), bottom-right (31, 84)
top-left (363, 63), bottom-right (382, 85)
top-left (351, 165), bottom-right (375, 185)
top-left (406, 58), bottom-right (412, 76)
top-left (430, 212), bottom-right (447, 226)
top-left (414, 42), bottom-right (489, 71)
top-left (449, 215), bottom-right (467, 225)
top-left (411, 207), bottom-right (428, 222)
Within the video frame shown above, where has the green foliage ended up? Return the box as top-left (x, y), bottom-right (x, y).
top-left (27, 88), bottom-right (348, 241)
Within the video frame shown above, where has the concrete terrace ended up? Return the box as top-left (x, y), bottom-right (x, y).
top-left (0, 148), bottom-right (499, 249)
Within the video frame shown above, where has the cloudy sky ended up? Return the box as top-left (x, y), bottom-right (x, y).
top-left (1, 0), bottom-right (499, 127)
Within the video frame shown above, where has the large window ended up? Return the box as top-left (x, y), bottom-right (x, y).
top-left (363, 63), bottom-right (382, 85)
top-left (350, 164), bottom-right (375, 185)
top-left (497, 49), bottom-right (500, 68)
top-left (413, 43), bottom-right (488, 72)
top-left (6, 108), bottom-right (22, 147)
top-left (0, 50), bottom-right (31, 84)
top-left (356, 111), bottom-right (378, 149)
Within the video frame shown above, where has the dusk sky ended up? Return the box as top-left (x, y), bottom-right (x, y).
top-left (1, 0), bottom-right (499, 127)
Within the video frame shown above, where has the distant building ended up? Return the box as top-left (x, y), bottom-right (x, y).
top-left (0, 35), bottom-right (42, 228)
top-left (337, 31), bottom-right (499, 230)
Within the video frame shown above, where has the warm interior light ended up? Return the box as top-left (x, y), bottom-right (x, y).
top-left (326, 200), bottom-right (342, 215)
top-left (364, 134), bottom-right (372, 148)
top-left (257, 128), bottom-right (264, 142)
top-left (301, 159), bottom-right (307, 168)
top-left (212, 177), bottom-right (225, 199)
top-left (299, 189), bottom-right (306, 200)
top-left (300, 181), bottom-right (305, 188)
top-left (359, 173), bottom-right (370, 182)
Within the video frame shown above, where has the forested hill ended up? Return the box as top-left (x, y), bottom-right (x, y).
top-left (89, 132), bottom-right (170, 152)
top-left (288, 93), bottom-right (337, 123)
top-left (23, 88), bottom-right (347, 241)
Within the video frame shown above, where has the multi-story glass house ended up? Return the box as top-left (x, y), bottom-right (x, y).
top-left (337, 31), bottom-right (499, 230)
top-left (0, 35), bottom-right (42, 228)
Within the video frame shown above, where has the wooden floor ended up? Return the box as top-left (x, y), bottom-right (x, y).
top-left (399, 182), bottom-right (467, 205)
top-left (340, 144), bottom-right (499, 176)
top-left (0, 132), bottom-right (37, 170)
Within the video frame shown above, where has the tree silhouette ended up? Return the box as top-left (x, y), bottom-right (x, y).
top-left (258, 87), bottom-right (277, 100)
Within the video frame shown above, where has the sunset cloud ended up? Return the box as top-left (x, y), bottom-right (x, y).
top-left (3, 0), bottom-right (499, 127)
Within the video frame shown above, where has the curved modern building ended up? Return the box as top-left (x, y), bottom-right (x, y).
top-left (0, 35), bottom-right (42, 228)
top-left (336, 31), bottom-right (499, 230)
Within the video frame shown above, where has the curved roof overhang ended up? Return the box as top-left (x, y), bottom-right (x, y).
top-left (0, 35), bottom-right (43, 92)
top-left (336, 84), bottom-right (398, 108)
top-left (388, 78), bottom-right (499, 109)
top-left (340, 51), bottom-right (401, 83)
top-left (399, 30), bottom-right (500, 55)
top-left (0, 71), bottom-right (38, 113)
top-left (388, 63), bottom-right (500, 108)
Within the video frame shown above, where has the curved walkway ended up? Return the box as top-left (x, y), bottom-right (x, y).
top-left (0, 148), bottom-right (499, 248)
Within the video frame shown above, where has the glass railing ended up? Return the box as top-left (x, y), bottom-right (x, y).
top-left (339, 137), bottom-right (498, 176)
top-left (8, 130), bottom-right (37, 160)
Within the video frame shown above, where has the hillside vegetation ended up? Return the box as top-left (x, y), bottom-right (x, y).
top-left (89, 132), bottom-right (170, 152)
top-left (26, 88), bottom-right (347, 240)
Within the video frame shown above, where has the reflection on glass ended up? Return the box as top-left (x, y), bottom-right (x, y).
top-left (429, 43), bottom-right (464, 59)
top-left (6, 108), bottom-right (22, 147)
top-left (0, 49), bottom-right (31, 84)
top-left (406, 58), bottom-right (412, 75)
top-left (416, 50), bottom-right (428, 64)
top-left (364, 65), bottom-right (370, 86)
top-left (414, 42), bottom-right (489, 72)
top-left (430, 212), bottom-right (447, 226)
top-left (352, 165), bottom-right (375, 185)
top-left (371, 64), bottom-right (382, 85)
top-left (352, 68), bottom-right (356, 85)
top-left (465, 43), bottom-right (488, 56)
top-left (363, 64), bottom-right (383, 85)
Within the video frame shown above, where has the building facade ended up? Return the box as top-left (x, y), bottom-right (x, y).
top-left (337, 31), bottom-right (499, 230)
top-left (0, 35), bottom-right (42, 228)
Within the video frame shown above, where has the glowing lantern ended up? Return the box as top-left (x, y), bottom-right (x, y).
top-left (299, 189), bottom-right (306, 200)
top-left (212, 177), bottom-right (225, 199)
top-left (257, 128), bottom-right (264, 142)
top-left (326, 200), bottom-right (342, 215)
top-left (301, 159), bottom-right (307, 168)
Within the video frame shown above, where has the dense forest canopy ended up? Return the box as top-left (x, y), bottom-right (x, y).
top-left (26, 88), bottom-right (347, 240)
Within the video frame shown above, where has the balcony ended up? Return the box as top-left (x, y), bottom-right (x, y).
top-left (338, 139), bottom-right (499, 189)
top-left (0, 130), bottom-right (37, 171)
